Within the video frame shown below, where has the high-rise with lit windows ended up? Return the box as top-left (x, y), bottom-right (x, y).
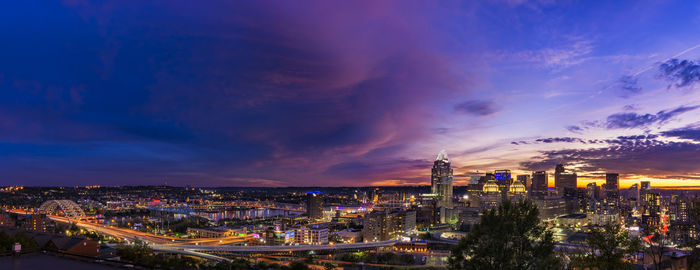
top-left (431, 150), bottom-right (453, 208)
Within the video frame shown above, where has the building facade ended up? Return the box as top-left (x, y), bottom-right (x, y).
top-left (306, 191), bottom-right (324, 220)
top-left (431, 150), bottom-right (453, 209)
top-left (530, 171), bottom-right (548, 199)
top-left (362, 210), bottom-right (416, 242)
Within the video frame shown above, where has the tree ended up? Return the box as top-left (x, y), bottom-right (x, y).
top-left (284, 261), bottom-right (310, 270)
top-left (570, 223), bottom-right (641, 270)
top-left (645, 227), bottom-right (671, 270)
top-left (448, 200), bottom-right (561, 270)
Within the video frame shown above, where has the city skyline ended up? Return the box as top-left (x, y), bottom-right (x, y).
top-left (2, 1), bottom-right (700, 188)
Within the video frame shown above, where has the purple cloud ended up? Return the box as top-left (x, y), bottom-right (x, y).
top-left (454, 100), bottom-right (499, 116)
top-left (604, 105), bottom-right (699, 129)
top-left (659, 59), bottom-right (700, 88)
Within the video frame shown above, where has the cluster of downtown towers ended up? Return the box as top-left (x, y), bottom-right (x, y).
top-left (429, 150), bottom-right (626, 218)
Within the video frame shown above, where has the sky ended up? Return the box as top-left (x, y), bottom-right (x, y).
top-left (2, 0), bottom-right (700, 188)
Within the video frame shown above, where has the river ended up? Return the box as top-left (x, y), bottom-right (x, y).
top-left (196, 208), bottom-right (302, 221)
top-left (0, 253), bottom-right (119, 269)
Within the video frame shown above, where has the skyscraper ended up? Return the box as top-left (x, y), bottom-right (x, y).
top-left (517, 175), bottom-right (531, 190)
top-left (586, 182), bottom-right (600, 200)
top-left (605, 173), bottom-right (619, 201)
top-left (530, 171), bottom-right (548, 198)
top-left (306, 191), bottom-right (324, 220)
top-left (431, 150), bottom-right (453, 208)
top-left (495, 169), bottom-right (512, 197)
top-left (640, 181), bottom-right (650, 191)
top-left (639, 181), bottom-right (650, 199)
top-left (555, 164), bottom-right (579, 214)
top-left (554, 164), bottom-right (577, 197)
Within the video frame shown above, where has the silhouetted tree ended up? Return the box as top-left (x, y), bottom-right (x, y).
top-left (448, 200), bottom-right (561, 270)
top-left (570, 223), bottom-right (640, 270)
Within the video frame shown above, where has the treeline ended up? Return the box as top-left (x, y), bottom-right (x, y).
top-left (0, 231), bottom-right (39, 255)
top-left (341, 252), bottom-right (416, 265)
top-left (447, 200), bottom-right (678, 270)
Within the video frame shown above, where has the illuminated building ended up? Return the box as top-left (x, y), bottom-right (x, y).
top-left (605, 173), bottom-right (620, 203)
top-left (587, 199), bottom-right (620, 225)
top-left (494, 169), bottom-right (512, 195)
top-left (24, 214), bottom-right (47, 232)
top-left (554, 164), bottom-right (578, 214)
top-left (530, 171), bottom-right (548, 199)
top-left (431, 150), bottom-right (454, 208)
top-left (669, 195), bottom-right (696, 245)
top-left (554, 164), bottom-right (577, 198)
top-left (295, 225), bottom-right (329, 245)
top-left (627, 183), bottom-right (639, 207)
top-left (639, 181), bottom-right (651, 210)
top-left (265, 227), bottom-right (296, 245)
top-left (670, 195), bottom-right (689, 223)
top-left (362, 210), bottom-right (416, 242)
top-left (481, 179), bottom-right (501, 210)
top-left (533, 196), bottom-right (566, 220)
top-left (507, 179), bottom-right (527, 201)
top-left (640, 181), bottom-right (651, 192)
top-left (517, 175), bottom-right (531, 190)
top-left (586, 182), bottom-right (600, 200)
top-left (466, 176), bottom-right (482, 208)
top-left (641, 192), bottom-right (661, 231)
top-left (306, 191), bottom-right (324, 220)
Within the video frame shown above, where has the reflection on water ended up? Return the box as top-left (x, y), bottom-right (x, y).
top-left (0, 253), bottom-right (119, 270)
top-left (196, 208), bottom-right (302, 221)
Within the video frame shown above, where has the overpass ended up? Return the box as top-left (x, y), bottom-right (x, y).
top-left (152, 240), bottom-right (399, 258)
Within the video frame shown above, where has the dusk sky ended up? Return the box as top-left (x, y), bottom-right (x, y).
top-left (2, 1), bottom-right (700, 188)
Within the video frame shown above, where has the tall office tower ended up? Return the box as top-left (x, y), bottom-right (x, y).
top-left (627, 183), bottom-right (639, 200)
top-left (639, 181), bottom-right (651, 200)
top-left (639, 181), bottom-right (651, 211)
top-left (669, 195), bottom-right (690, 223)
top-left (554, 164), bottom-right (565, 179)
top-left (530, 171), bottom-right (548, 198)
top-left (467, 176), bottom-right (483, 208)
top-left (642, 192), bottom-right (661, 231)
top-left (640, 181), bottom-right (651, 191)
top-left (586, 182), bottom-right (601, 199)
top-left (494, 169), bottom-right (512, 188)
top-left (306, 191), bottom-right (324, 220)
top-left (554, 164), bottom-right (577, 198)
top-left (517, 175), bottom-right (531, 190)
top-left (605, 173), bottom-right (620, 201)
top-left (431, 150), bottom-right (453, 208)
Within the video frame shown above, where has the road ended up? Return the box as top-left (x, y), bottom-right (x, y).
top-left (6, 209), bottom-right (249, 245)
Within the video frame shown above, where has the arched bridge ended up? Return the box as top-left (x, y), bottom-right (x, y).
top-left (38, 200), bottom-right (86, 221)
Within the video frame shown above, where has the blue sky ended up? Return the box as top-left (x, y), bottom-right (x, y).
top-left (1, 0), bottom-right (700, 187)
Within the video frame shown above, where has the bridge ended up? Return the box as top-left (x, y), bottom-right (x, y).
top-left (38, 200), bottom-right (86, 222)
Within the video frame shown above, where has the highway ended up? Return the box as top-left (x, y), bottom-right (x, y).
top-left (155, 240), bottom-right (398, 253)
top-left (6, 209), bottom-right (249, 245)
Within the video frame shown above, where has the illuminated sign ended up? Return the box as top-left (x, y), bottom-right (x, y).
top-left (494, 170), bottom-right (511, 181)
